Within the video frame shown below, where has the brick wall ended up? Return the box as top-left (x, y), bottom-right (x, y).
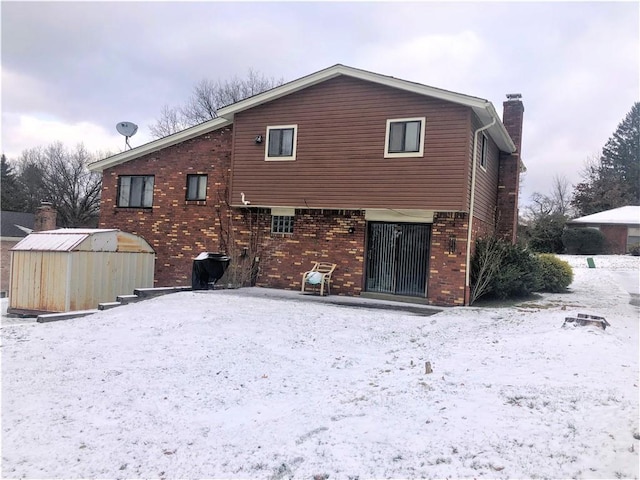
top-left (428, 212), bottom-right (469, 306)
top-left (226, 209), bottom-right (366, 295)
top-left (98, 127), bottom-right (233, 286)
top-left (34, 203), bottom-right (57, 232)
top-left (600, 225), bottom-right (628, 254)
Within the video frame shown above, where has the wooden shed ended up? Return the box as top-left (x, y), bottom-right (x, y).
top-left (8, 229), bottom-right (155, 315)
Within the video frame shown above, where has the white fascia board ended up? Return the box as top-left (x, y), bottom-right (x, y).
top-left (88, 118), bottom-right (231, 172)
top-left (216, 65), bottom-right (345, 121)
top-left (482, 103), bottom-right (517, 153)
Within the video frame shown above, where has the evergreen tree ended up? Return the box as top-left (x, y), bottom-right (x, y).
top-left (572, 102), bottom-right (640, 215)
top-left (1, 154), bottom-right (24, 211)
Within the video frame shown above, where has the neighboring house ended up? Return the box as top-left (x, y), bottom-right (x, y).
top-left (1, 203), bottom-right (57, 297)
top-left (89, 64), bottom-right (524, 306)
top-left (1, 211), bottom-right (35, 297)
top-left (567, 206), bottom-right (640, 254)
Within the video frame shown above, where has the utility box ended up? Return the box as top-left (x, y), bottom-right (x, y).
top-left (8, 229), bottom-right (155, 315)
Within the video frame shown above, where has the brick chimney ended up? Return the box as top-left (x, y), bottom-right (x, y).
top-left (34, 202), bottom-right (57, 232)
top-left (496, 93), bottom-right (524, 243)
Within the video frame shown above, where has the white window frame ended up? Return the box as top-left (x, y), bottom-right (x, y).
top-left (265, 125), bottom-right (298, 161)
top-left (384, 117), bottom-right (426, 158)
top-left (480, 133), bottom-right (488, 171)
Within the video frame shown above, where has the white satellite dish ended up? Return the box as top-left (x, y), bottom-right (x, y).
top-left (116, 121), bottom-right (138, 150)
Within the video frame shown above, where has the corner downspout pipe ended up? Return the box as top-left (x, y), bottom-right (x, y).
top-left (465, 117), bottom-right (496, 303)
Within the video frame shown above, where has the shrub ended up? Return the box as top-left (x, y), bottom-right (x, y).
top-left (471, 237), bottom-right (542, 303)
top-left (562, 228), bottom-right (605, 254)
top-left (537, 254), bottom-right (573, 292)
top-left (527, 213), bottom-right (567, 253)
top-left (629, 244), bottom-right (640, 256)
top-left (492, 242), bottom-right (542, 299)
top-left (470, 237), bottom-right (504, 304)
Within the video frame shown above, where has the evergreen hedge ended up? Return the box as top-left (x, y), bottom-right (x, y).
top-left (562, 228), bottom-right (605, 254)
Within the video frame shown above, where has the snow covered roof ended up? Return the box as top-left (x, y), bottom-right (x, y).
top-left (568, 206), bottom-right (640, 226)
top-left (11, 228), bottom-right (154, 253)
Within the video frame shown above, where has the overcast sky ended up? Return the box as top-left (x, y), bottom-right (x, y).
top-left (2, 1), bottom-right (638, 207)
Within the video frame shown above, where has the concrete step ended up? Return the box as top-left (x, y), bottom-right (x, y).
top-left (37, 310), bottom-right (98, 323)
top-left (116, 294), bottom-right (141, 305)
top-left (98, 302), bottom-right (122, 310)
top-left (133, 286), bottom-right (191, 298)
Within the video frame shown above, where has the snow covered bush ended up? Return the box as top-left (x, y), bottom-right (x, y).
top-left (537, 254), bottom-right (573, 292)
top-left (629, 243), bottom-right (640, 256)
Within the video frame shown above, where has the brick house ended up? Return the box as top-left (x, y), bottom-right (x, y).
top-left (89, 65), bottom-right (524, 306)
top-left (566, 206), bottom-right (640, 254)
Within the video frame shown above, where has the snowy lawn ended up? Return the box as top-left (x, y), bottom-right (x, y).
top-left (2, 255), bottom-right (639, 479)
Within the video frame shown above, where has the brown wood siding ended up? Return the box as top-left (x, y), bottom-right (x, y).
top-left (469, 113), bottom-right (500, 225)
top-left (231, 76), bottom-right (472, 211)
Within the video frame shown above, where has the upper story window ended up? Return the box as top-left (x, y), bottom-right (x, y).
top-left (480, 133), bottom-right (488, 170)
top-left (265, 125), bottom-right (298, 161)
top-left (384, 117), bottom-right (426, 158)
top-left (186, 174), bottom-right (207, 201)
top-left (117, 175), bottom-right (154, 208)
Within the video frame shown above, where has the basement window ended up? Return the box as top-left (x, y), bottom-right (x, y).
top-left (117, 175), bottom-right (154, 208)
top-left (384, 117), bottom-right (425, 158)
top-left (271, 215), bottom-right (294, 234)
top-left (265, 125), bottom-right (297, 161)
top-left (186, 174), bottom-right (207, 201)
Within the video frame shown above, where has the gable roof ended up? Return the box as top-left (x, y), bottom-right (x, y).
top-left (89, 64), bottom-right (517, 172)
top-left (568, 206), bottom-right (640, 226)
top-left (1, 211), bottom-right (35, 239)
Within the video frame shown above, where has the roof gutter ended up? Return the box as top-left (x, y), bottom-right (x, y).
top-left (465, 117), bottom-right (496, 303)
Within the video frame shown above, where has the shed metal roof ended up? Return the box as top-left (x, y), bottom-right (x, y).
top-left (11, 229), bottom-right (154, 253)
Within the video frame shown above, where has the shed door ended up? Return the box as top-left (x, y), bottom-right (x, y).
top-left (365, 222), bottom-right (430, 297)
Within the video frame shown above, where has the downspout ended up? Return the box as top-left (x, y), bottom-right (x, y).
top-left (465, 116), bottom-right (496, 304)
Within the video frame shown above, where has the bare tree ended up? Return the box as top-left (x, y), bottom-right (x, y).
top-left (525, 174), bottom-right (573, 221)
top-left (13, 143), bottom-right (102, 227)
top-left (149, 105), bottom-right (189, 139)
top-left (149, 68), bottom-right (284, 138)
top-left (523, 174), bottom-right (573, 253)
top-left (549, 174), bottom-right (572, 217)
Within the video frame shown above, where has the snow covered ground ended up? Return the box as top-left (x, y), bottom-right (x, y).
top-left (2, 255), bottom-right (639, 479)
